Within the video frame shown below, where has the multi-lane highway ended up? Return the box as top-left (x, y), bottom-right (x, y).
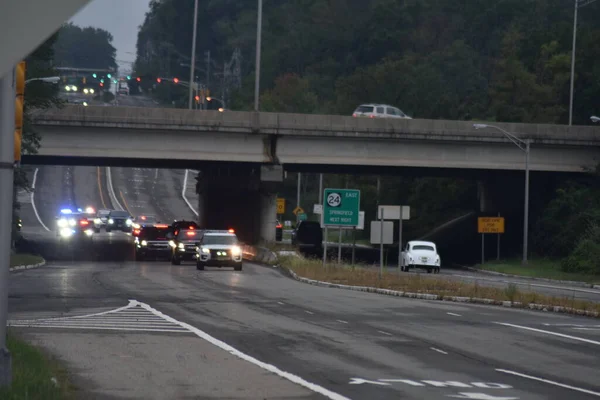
top-left (8, 95), bottom-right (600, 399)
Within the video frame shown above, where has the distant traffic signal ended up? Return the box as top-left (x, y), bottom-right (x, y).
top-left (156, 78), bottom-right (161, 83)
top-left (107, 73), bottom-right (112, 78)
top-left (99, 82), bottom-right (104, 87)
top-left (194, 95), bottom-right (200, 102)
top-left (100, 79), bottom-right (104, 83)
top-left (136, 77), bottom-right (141, 82)
top-left (173, 78), bottom-right (179, 83)
top-left (127, 75), bottom-right (131, 80)
top-left (92, 73), bottom-right (97, 78)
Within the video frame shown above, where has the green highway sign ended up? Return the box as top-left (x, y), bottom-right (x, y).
top-left (298, 213), bottom-right (307, 221)
top-left (322, 188), bottom-right (360, 227)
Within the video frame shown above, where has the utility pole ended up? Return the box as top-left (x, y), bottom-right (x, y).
top-left (188, 0), bottom-right (199, 110)
top-left (0, 67), bottom-right (16, 387)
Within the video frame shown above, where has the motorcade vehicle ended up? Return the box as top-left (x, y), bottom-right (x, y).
top-left (196, 229), bottom-right (242, 271)
top-left (400, 240), bottom-right (441, 273)
top-left (134, 224), bottom-right (171, 261)
top-left (132, 215), bottom-right (159, 229)
top-left (275, 220), bottom-right (283, 242)
top-left (55, 208), bottom-right (95, 239)
top-left (105, 210), bottom-right (133, 233)
top-left (93, 209), bottom-right (112, 232)
top-left (352, 103), bottom-right (411, 119)
top-left (170, 220), bottom-right (199, 235)
top-left (291, 221), bottom-right (323, 250)
top-left (168, 227), bottom-right (200, 265)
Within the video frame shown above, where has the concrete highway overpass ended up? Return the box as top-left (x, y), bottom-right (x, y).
top-left (28, 105), bottom-right (600, 173)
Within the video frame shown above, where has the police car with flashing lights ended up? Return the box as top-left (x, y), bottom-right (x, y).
top-left (196, 229), bottom-right (243, 271)
top-left (55, 208), bottom-right (95, 239)
top-left (93, 209), bottom-right (112, 232)
top-left (132, 215), bottom-right (159, 229)
top-left (134, 224), bottom-right (171, 261)
top-left (168, 228), bottom-right (201, 265)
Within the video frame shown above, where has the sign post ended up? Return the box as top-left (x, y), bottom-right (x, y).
top-left (380, 208), bottom-right (384, 278)
top-left (378, 205), bottom-right (411, 270)
top-left (477, 217), bottom-right (505, 265)
top-left (322, 188), bottom-right (361, 267)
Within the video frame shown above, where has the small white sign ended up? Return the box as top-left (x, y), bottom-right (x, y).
top-left (313, 204), bottom-right (323, 214)
top-left (284, 220), bottom-right (292, 227)
top-left (378, 205), bottom-right (410, 220)
top-left (370, 221), bottom-right (394, 244)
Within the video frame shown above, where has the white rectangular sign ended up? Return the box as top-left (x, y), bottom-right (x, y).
top-left (378, 205), bottom-right (410, 220)
top-left (313, 204), bottom-right (323, 214)
top-left (370, 221), bottom-right (394, 244)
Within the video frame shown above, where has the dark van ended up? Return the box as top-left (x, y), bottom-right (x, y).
top-left (291, 221), bottom-right (323, 250)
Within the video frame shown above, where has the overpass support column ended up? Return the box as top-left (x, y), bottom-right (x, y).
top-left (259, 192), bottom-right (277, 243)
top-left (477, 180), bottom-right (496, 213)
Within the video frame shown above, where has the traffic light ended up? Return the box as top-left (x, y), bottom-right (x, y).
top-left (156, 78), bottom-right (161, 83)
top-left (136, 77), bottom-right (141, 82)
top-left (173, 77), bottom-right (179, 83)
top-left (113, 80), bottom-right (117, 84)
top-left (194, 95), bottom-right (200, 102)
top-left (82, 77), bottom-right (86, 84)
top-left (107, 73), bottom-right (112, 78)
top-left (14, 61), bottom-right (25, 163)
top-left (92, 73), bottom-right (97, 78)
top-left (99, 82), bottom-right (104, 87)
top-left (127, 75), bottom-right (131, 80)
top-left (100, 79), bottom-right (104, 83)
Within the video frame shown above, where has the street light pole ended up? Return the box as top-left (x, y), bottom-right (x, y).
top-left (188, 0), bottom-right (199, 110)
top-left (254, 0), bottom-right (263, 111)
top-left (473, 124), bottom-right (531, 265)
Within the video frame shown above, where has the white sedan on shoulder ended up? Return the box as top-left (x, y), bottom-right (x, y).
top-left (401, 240), bottom-right (441, 273)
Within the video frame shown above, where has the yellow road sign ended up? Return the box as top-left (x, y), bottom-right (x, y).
top-left (293, 206), bottom-right (304, 216)
top-left (478, 217), bottom-right (505, 234)
top-left (277, 198), bottom-right (285, 214)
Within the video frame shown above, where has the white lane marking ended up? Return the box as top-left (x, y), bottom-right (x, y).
top-left (496, 369), bottom-right (600, 397)
top-left (305, 310), bottom-right (314, 315)
top-left (447, 312), bottom-right (462, 317)
top-left (452, 274), bottom-right (600, 295)
top-left (495, 322), bottom-right (600, 346)
top-left (430, 347), bottom-right (448, 354)
top-left (30, 168), bottom-right (50, 231)
top-left (277, 302), bottom-right (285, 305)
top-left (447, 393), bottom-right (518, 399)
top-left (134, 300), bottom-right (350, 400)
top-left (105, 167), bottom-right (124, 211)
top-left (573, 327), bottom-right (600, 331)
top-left (182, 169), bottom-right (199, 217)
top-left (377, 330), bottom-right (393, 336)
top-left (543, 323), bottom-right (600, 327)
top-left (336, 319), bottom-right (349, 324)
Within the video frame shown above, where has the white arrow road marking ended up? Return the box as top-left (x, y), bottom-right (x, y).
top-left (496, 369), bottom-right (600, 397)
top-left (495, 322), bottom-right (600, 346)
top-left (349, 378), bottom-right (390, 386)
top-left (447, 393), bottom-right (518, 399)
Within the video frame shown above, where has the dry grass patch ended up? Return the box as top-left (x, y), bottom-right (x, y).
top-left (280, 256), bottom-right (600, 317)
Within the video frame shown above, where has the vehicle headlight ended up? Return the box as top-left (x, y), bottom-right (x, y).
top-left (72, 86), bottom-right (78, 91)
top-left (83, 88), bottom-right (89, 94)
top-left (68, 218), bottom-right (76, 227)
top-left (201, 247), bottom-right (210, 254)
top-left (231, 246), bottom-right (241, 256)
top-left (126, 219), bottom-right (132, 226)
top-left (60, 228), bottom-right (73, 237)
top-left (85, 229), bottom-right (94, 236)
top-left (133, 223), bottom-right (140, 229)
top-left (90, 89), bottom-right (94, 94)
top-left (108, 219), bottom-right (114, 224)
top-left (168, 240), bottom-right (176, 248)
top-left (178, 243), bottom-right (185, 249)
top-left (94, 218), bottom-right (101, 224)
top-left (141, 240), bottom-right (147, 246)
top-left (57, 218), bottom-right (68, 228)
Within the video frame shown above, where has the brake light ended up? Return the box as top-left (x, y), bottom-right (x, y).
top-left (80, 220), bottom-right (89, 226)
top-left (141, 216), bottom-right (146, 220)
top-left (352, 113), bottom-right (357, 117)
top-left (154, 224), bottom-right (168, 228)
top-left (369, 115), bottom-right (375, 118)
top-left (188, 226), bottom-right (195, 229)
top-left (133, 229), bottom-right (140, 236)
top-left (276, 224), bottom-right (282, 229)
top-left (228, 229), bottom-right (235, 233)
top-left (186, 231), bottom-right (196, 236)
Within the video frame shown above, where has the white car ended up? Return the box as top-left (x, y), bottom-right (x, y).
top-left (401, 240), bottom-right (441, 273)
top-left (352, 103), bottom-right (412, 119)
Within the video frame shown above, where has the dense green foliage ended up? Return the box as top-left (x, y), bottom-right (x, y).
top-left (133, 0), bottom-right (600, 269)
top-left (54, 23), bottom-right (117, 69)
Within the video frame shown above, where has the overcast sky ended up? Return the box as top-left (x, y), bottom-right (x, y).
top-left (70, 0), bottom-right (151, 72)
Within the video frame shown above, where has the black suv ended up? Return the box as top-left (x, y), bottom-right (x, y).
top-left (134, 224), bottom-right (171, 261)
top-left (106, 210), bottom-right (133, 233)
top-left (169, 228), bottom-right (201, 265)
top-left (291, 221), bottom-right (323, 250)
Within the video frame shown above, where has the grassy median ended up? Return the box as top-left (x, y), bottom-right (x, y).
top-left (280, 256), bottom-right (600, 316)
top-left (478, 258), bottom-right (600, 284)
top-left (0, 333), bottom-right (74, 400)
top-left (10, 253), bottom-right (44, 269)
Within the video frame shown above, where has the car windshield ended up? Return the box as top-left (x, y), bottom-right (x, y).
top-left (98, 210), bottom-right (110, 217)
top-left (202, 235), bottom-right (238, 245)
top-left (355, 105), bottom-right (374, 113)
top-left (140, 228), bottom-right (169, 240)
top-left (177, 229), bottom-right (198, 239)
top-left (110, 211), bottom-right (129, 218)
top-left (412, 245), bottom-right (435, 251)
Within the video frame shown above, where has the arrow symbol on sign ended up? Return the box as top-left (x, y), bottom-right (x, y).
top-left (447, 394), bottom-right (519, 400)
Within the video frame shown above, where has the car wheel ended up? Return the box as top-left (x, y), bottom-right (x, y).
top-left (427, 268), bottom-right (432, 274)
top-left (196, 262), bottom-right (205, 270)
